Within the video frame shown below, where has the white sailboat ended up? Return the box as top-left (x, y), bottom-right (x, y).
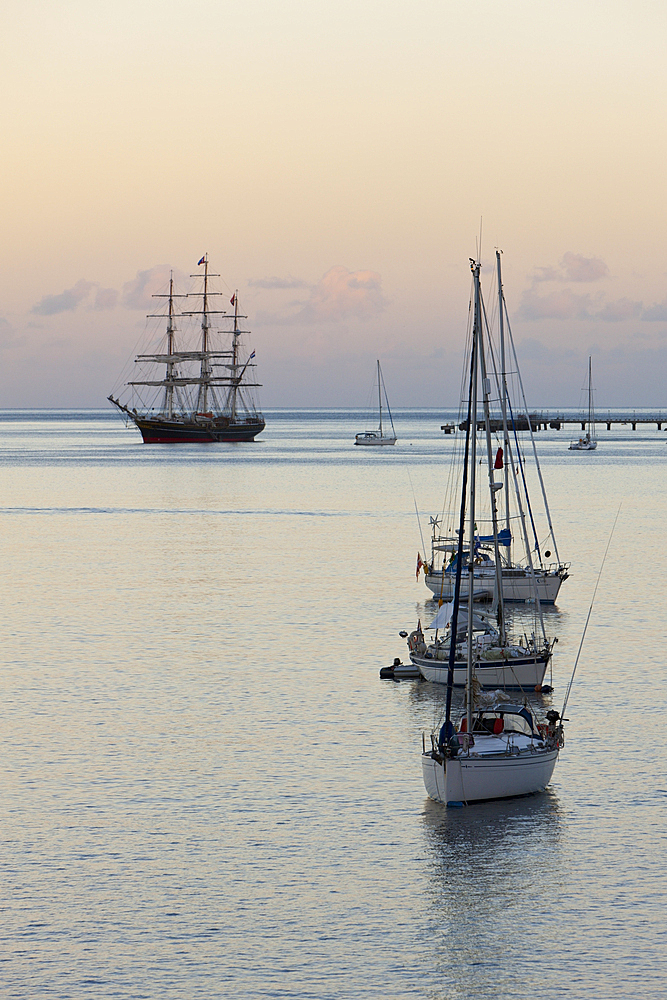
top-left (422, 702), bottom-right (563, 806)
top-left (406, 608), bottom-right (551, 690)
top-left (408, 257), bottom-right (554, 691)
top-left (420, 258), bottom-right (564, 806)
top-left (354, 360), bottom-right (397, 446)
top-left (421, 251), bottom-right (569, 603)
top-left (569, 356), bottom-right (597, 451)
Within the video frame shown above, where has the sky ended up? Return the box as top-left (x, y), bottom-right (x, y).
top-left (2, 0), bottom-right (667, 408)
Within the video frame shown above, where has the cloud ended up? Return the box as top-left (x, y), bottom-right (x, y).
top-left (596, 297), bottom-right (642, 322)
top-left (560, 252), bottom-right (609, 282)
top-left (248, 276), bottom-right (311, 289)
top-left (520, 286), bottom-right (647, 323)
top-left (641, 299), bottom-right (667, 321)
top-left (517, 287), bottom-right (593, 320)
top-left (293, 265), bottom-right (387, 323)
top-left (0, 317), bottom-right (16, 349)
top-left (121, 265), bottom-right (176, 310)
top-left (532, 266), bottom-right (562, 283)
top-left (32, 279), bottom-right (94, 315)
top-left (532, 252), bottom-right (609, 284)
top-left (94, 287), bottom-right (119, 310)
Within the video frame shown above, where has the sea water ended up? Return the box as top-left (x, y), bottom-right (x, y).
top-left (1, 409), bottom-right (666, 999)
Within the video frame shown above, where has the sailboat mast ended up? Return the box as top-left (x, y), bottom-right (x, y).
top-left (588, 355), bottom-right (593, 436)
top-left (497, 251), bottom-right (511, 537)
top-left (377, 360), bottom-right (383, 436)
top-left (479, 294), bottom-right (506, 643)
top-left (467, 261), bottom-right (481, 734)
top-left (444, 328), bottom-right (476, 729)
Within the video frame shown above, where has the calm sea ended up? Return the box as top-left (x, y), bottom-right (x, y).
top-left (1, 408), bottom-right (666, 999)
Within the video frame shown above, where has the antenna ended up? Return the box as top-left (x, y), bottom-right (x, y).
top-left (561, 505), bottom-right (621, 716)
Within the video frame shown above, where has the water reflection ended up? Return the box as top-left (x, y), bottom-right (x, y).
top-left (420, 790), bottom-right (564, 1000)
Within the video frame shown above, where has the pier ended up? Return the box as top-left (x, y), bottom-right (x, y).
top-left (446, 411), bottom-right (667, 432)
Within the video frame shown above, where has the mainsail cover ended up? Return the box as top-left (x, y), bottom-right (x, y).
top-left (477, 528), bottom-right (512, 546)
top-left (427, 603), bottom-right (455, 630)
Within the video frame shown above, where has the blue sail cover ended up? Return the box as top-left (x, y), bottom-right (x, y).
top-left (476, 528), bottom-right (511, 546)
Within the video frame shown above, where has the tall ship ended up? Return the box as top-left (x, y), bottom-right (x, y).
top-left (109, 255), bottom-right (265, 443)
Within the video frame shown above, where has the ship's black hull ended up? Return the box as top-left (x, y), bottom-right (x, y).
top-left (134, 416), bottom-right (265, 443)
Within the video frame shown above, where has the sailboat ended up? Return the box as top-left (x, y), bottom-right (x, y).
top-left (108, 256), bottom-right (265, 443)
top-left (407, 256), bottom-right (555, 690)
top-left (569, 356), bottom-right (597, 451)
top-left (420, 258), bottom-right (564, 806)
top-left (422, 700), bottom-right (563, 806)
top-left (421, 251), bottom-right (569, 603)
top-left (354, 360), bottom-right (397, 446)
top-left (406, 607), bottom-right (552, 690)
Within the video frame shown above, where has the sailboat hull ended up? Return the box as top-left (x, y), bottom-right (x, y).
top-left (422, 746), bottom-right (558, 805)
top-left (133, 416), bottom-right (265, 443)
top-left (411, 650), bottom-right (549, 689)
top-left (424, 568), bottom-right (564, 604)
top-left (354, 434), bottom-right (397, 446)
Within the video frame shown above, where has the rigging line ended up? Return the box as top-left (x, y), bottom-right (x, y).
top-left (561, 505), bottom-right (622, 718)
top-left (507, 394), bottom-right (541, 559)
top-left (504, 303), bottom-right (561, 563)
top-left (406, 468), bottom-right (427, 556)
top-left (503, 400), bottom-right (547, 642)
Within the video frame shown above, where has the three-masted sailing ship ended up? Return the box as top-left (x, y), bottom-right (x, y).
top-left (109, 256), bottom-right (265, 443)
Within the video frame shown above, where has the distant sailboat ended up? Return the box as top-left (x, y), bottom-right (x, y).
top-left (354, 360), bottom-right (397, 446)
top-left (569, 357), bottom-right (597, 451)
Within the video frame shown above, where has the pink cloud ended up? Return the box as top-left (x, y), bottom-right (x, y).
top-left (248, 276), bottom-right (311, 289)
top-left (596, 297), bottom-right (642, 322)
top-left (121, 266), bottom-right (179, 310)
top-left (518, 287), bottom-right (593, 320)
top-left (560, 252), bottom-right (609, 282)
top-left (531, 252), bottom-right (609, 284)
top-left (642, 299), bottom-right (667, 321)
top-left (295, 265), bottom-right (386, 323)
top-left (32, 279), bottom-right (94, 315)
top-left (94, 287), bottom-right (119, 310)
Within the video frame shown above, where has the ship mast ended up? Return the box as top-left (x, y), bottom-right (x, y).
top-left (145, 272), bottom-right (187, 418)
top-left (197, 255), bottom-right (211, 413)
top-left (231, 291), bottom-right (239, 422)
top-left (166, 274), bottom-right (175, 417)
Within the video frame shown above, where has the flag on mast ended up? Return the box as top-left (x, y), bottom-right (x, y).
top-left (416, 552), bottom-right (423, 580)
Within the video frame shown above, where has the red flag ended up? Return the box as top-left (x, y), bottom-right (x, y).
top-left (416, 552), bottom-right (423, 580)
top-left (494, 446), bottom-right (503, 470)
top-left (230, 294), bottom-right (236, 306)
